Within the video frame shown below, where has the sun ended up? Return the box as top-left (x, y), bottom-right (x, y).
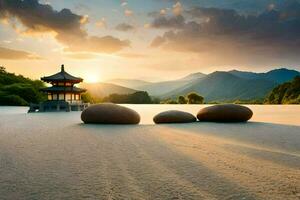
top-left (84, 74), bottom-right (100, 83)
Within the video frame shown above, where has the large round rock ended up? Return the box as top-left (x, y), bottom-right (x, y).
top-left (197, 104), bottom-right (253, 122)
top-left (81, 103), bottom-right (140, 124)
top-left (153, 110), bottom-right (196, 124)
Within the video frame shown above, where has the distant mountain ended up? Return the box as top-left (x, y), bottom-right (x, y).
top-left (106, 79), bottom-right (150, 89)
top-left (228, 70), bottom-right (261, 79)
top-left (180, 72), bottom-right (206, 81)
top-left (263, 68), bottom-right (300, 83)
top-left (265, 76), bottom-right (300, 104)
top-left (137, 72), bottom-right (206, 96)
top-left (90, 68), bottom-right (300, 102)
top-left (229, 68), bottom-right (300, 83)
top-left (163, 71), bottom-right (277, 102)
top-left (137, 80), bottom-right (189, 96)
top-left (81, 82), bottom-right (137, 99)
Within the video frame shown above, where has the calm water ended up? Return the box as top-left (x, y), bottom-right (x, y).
top-left (0, 106), bottom-right (28, 115)
top-left (0, 105), bottom-right (300, 125)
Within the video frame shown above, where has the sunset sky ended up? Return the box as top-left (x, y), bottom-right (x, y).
top-left (1, 0), bottom-right (300, 82)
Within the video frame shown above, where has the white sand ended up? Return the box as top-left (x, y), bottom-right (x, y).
top-left (0, 105), bottom-right (299, 200)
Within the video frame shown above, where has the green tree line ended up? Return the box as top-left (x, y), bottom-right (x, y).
top-left (82, 92), bottom-right (205, 104)
top-left (0, 66), bottom-right (46, 106)
top-left (103, 91), bottom-right (153, 104)
top-left (161, 92), bottom-right (204, 104)
top-left (82, 91), bottom-right (154, 104)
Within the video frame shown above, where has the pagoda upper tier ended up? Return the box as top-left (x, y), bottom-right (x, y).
top-left (41, 64), bottom-right (83, 84)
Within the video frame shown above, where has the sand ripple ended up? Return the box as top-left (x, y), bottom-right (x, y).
top-left (0, 108), bottom-right (299, 200)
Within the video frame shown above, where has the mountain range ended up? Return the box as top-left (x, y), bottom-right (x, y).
top-left (228, 68), bottom-right (300, 83)
top-left (81, 82), bottom-right (137, 99)
top-left (106, 79), bottom-right (150, 89)
top-left (90, 68), bottom-right (300, 102)
top-left (107, 72), bottom-right (206, 96)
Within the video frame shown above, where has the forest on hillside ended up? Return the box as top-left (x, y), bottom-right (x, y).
top-left (265, 76), bottom-right (300, 104)
top-left (0, 67), bottom-right (46, 106)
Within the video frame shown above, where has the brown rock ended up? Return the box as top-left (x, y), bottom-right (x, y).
top-left (81, 103), bottom-right (140, 124)
top-left (153, 110), bottom-right (196, 124)
top-left (197, 104), bottom-right (253, 122)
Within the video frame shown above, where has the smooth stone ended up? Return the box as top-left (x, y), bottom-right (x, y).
top-left (153, 110), bottom-right (197, 124)
top-left (81, 103), bottom-right (140, 124)
top-left (197, 104), bottom-right (253, 122)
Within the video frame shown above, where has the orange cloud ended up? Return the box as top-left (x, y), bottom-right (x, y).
top-left (115, 23), bottom-right (135, 31)
top-left (172, 2), bottom-right (182, 16)
top-left (0, 0), bottom-right (130, 54)
top-left (64, 52), bottom-right (97, 60)
top-left (0, 46), bottom-right (42, 60)
top-left (124, 9), bottom-right (134, 17)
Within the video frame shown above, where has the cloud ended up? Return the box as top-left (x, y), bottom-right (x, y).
top-left (150, 15), bottom-right (185, 29)
top-left (117, 52), bottom-right (147, 58)
top-left (61, 35), bottom-right (130, 53)
top-left (155, 0), bottom-right (300, 14)
top-left (172, 2), bottom-right (182, 16)
top-left (148, 9), bottom-right (169, 18)
top-left (160, 9), bottom-right (167, 15)
top-left (150, 1), bottom-right (300, 66)
top-left (0, 46), bottom-right (42, 60)
top-left (115, 23), bottom-right (135, 31)
top-left (151, 36), bottom-right (166, 47)
top-left (95, 18), bottom-right (107, 28)
top-left (0, 0), bottom-right (129, 53)
top-left (144, 23), bottom-right (151, 29)
top-left (124, 9), bottom-right (134, 17)
top-left (121, 1), bottom-right (128, 7)
top-left (64, 52), bottom-right (97, 60)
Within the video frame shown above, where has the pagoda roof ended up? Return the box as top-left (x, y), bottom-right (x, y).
top-left (40, 86), bottom-right (86, 93)
top-left (41, 65), bottom-right (83, 83)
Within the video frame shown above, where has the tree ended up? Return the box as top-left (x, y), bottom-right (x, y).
top-left (81, 92), bottom-right (94, 103)
top-left (160, 98), bottom-right (178, 104)
top-left (187, 92), bottom-right (204, 104)
top-left (151, 97), bottom-right (161, 104)
top-left (0, 94), bottom-right (28, 106)
top-left (103, 91), bottom-right (152, 104)
top-left (0, 66), bottom-right (6, 73)
top-left (0, 67), bottom-right (46, 105)
top-left (265, 76), bottom-right (300, 104)
top-left (177, 95), bottom-right (187, 104)
top-left (129, 91), bottom-right (152, 104)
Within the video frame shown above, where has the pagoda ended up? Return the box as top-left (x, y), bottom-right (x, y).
top-left (29, 65), bottom-right (88, 112)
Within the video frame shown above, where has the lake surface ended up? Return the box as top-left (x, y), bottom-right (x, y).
top-left (1, 105), bottom-right (300, 125)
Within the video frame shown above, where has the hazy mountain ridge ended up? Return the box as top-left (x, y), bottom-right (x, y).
top-left (81, 82), bottom-right (137, 99)
top-left (106, 79), bottom-right (151, 89)
top-left (137, 80), bottom-right (190, 97)
top-left (229, 68), bottom-right (300, 83)
top-left (163, 71), bottom-right (277, 101)
top-left (180, 72), bottom-right (206, 81)
top-left (85, 68), bottom-right (300, 102)
top-left (135, 72), bottom-right (206, 96)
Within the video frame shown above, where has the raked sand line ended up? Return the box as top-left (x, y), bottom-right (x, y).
top-left (0, 109), bottom-right (300, 200)
top-left (154, 126), bottom-right (300, 200)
